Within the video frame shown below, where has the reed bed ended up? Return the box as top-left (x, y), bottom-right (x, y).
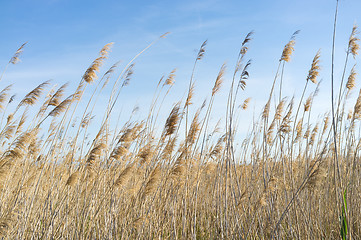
top-left (0, 6), bottom-right (360, 240)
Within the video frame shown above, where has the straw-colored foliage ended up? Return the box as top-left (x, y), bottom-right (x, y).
top-left (0, 20), bottom-right (360, 240)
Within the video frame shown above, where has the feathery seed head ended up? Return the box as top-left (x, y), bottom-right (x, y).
top-left (161, 137), bottom-right (177, 161)
top-left (110, 145), bottom-right (129, 161)
top-left (209, 135), bottom-right (226, 159)
top-left (83, 43), bottom-right (113, 83)
top-left (280, 40), bottom-right (296, 62)
top-left (280, 99), bottom-right (294, 134)
top-left (306, 50), bottom-right (321, 84)
top-left (304, 95), bottom-right (313, 112)
top-left (238, 60), bottom-right (251, 90)
top-left (48, 94), bottom-right (74, 117)
top-left (164, 68), bottom-right (176, 86)
top-left (187, 110), bottom-right (201, 145)
top-left (262, 100), bottom-right (271, 120)
top-left (137, 144), bottom-right (154, 164)
top-left (86, 143), bottom-right (107, 170)
top-left (185, 83), bottom-right (195, 107)
top-left (240, 31), bottom-right (254, 55)
top-left (122, 64), bottom-right (134, 87)
top-left (0, 85), bottom-right (12, 110)
top-left (346, 65), bottom-right (357, 90)
top-left (100, 42), bottom-right (114, 57)
top-left (349, 24), bottom-right (360, 58)
top-left (275, 98), bottom-right (286, 120)
top-left (322, 114), bottom-right (330, 135)
top-left (8, 95), bottom-right (15, 104)
top-left (241, 97), bottom-right (251, 110)
top-left (10, 42), bottom-right (27, 64)
top-left (353, 89), bottom-right (361, 119)
top-left (295, 118), bottom-right (303, 141)
top-left (114, 164), bottom-right (134, 188)
top-left (306, 160), bottom-right (326, 190)
top-left (164, 104), bottom-right (180, 137)
top-left (197, 40), bottom-right (207, 60)
top-left (309, 124), bottom-right (319, 145)
top-left (66, 171), bottom-right (79, 186)
top-left (18, 81), bottom-right (50, 108)
top-left (142, 165), bottom-right (161, 199)
top-left (48, 83), bottom-right (68, 107)
top-left (280, 30), bottom-right (299, 62)
top-left (212, 64), bottom-right (226, 96)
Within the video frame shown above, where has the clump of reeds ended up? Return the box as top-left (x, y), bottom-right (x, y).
top-left (0, 9), bottom-right (360, 240)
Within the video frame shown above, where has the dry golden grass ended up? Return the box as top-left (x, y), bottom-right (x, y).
top-left (0, 11), bottom-right (360, 240)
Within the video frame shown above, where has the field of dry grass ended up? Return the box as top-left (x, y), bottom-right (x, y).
top-left (0, 5), bottom-right (360, 240)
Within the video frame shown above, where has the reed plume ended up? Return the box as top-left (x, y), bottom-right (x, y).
top-left (66, 171), bottom-right (79, 186)
top-left (306, 160), bottom-right (326, 190)
top-left (9, 42), bottom-right (27, 64)
top-left (122, 64), bottom-right (134, 87)
top-left (197, 40), bottom-right (207, 60)
top-left (306, 50), bottom-right (321, 84)
top-left (185, 83), bottom-right (195, 107)
top-left (17, 81), bottom-right (50, 108)
top-left (0, 85), bottom-right (12, 110)
top-left (241, 97), bottom-right (251, 110)
top-left (110, 145), bottom-right (129, 161)
top-left (48, 94), bottom-right (74, 117)
top-left (86, 143), bottom-right (107, 171)
top-left (141, 165), bottom-right (161, 199)
top-left (212, 64), bottom-right (226, 96)
top-left (83, 43), bottom-right (113, 83)
top-left (164, 104), bottom-right (180, 137)
top-left (239, 31), bottom-right (253, 56)
top-left (238, 60), bottom-right (251, 90)
top-left (186, 110), bottom-right (201, 145)
top-left (346, 65), bottom-right (357, 90)
top-left (164, 68), bottom-right (176, 86)
top-left (114, 164), bottom-right (134, 188)
top-left (349, 24), bottom-right (360, 58)
top-left (48, 83), bottom-right (68, 107)
top-left (280, 30), bottom-right (300, 62)
top-left (304, 95), bottom-right (312, 112)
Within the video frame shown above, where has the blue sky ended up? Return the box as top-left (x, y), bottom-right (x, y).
top-left (1, 0), bottom-right (361, 134)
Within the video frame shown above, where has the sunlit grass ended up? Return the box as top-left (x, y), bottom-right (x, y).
top-left (0, 8), bottom-right (360, 239)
